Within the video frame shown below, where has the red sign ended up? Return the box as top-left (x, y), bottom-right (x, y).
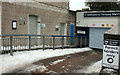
top-left (93, 24), bottom-right (95, 26)
top-left (111, 24), bottom-right (114, 27)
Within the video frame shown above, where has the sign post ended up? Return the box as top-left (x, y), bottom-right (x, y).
top-left (102, 40), bottom-right (119, 73)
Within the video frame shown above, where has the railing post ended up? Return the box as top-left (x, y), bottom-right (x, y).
top-left (75, 37), bottom-right (77, 47)
top-left (85, 37), bottom-right (87, 47)
top-left (29, 35), bottom-right (31, 50)
top-left (10, 36), bottom-right (13, 56)
top-left (3, 39), bottom-right (4, 51)
top-left (53, 37), bottom-right (55, 50)
top-left (0, 37), bottom-right (1, 55)
top-left (62, 37), bottom-right (64, 49)
top-left (43, 36), bottom-right (45, 50)
top-left (80, 37), bottom-right (82, 48)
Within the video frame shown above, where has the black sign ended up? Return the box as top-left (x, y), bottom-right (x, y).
top-left (104, 40), bottom-right (119, 46)
top-left (107, 57), bottom-right (114, 63)
top-left (84, 12), bottom-right (120, 17)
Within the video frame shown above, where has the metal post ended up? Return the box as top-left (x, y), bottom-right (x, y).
top-left (29, 36), bottom-right (31, 50)
top-left (3, 39), bottom-right (4, 51)
top-left (80, 37), bottom-right (82, 48)
top-left (85, 37), bottom-right (86, 47)
top-left (75, 37), bottom-right (78, 47)
top-left (62, 37), bottom-right (64, 49)
top-left (53, 37), bottom-right (55, 50)
top-left (10, 36), bottom-right (13, 56)
top-left (43, 36), bottom-right (45, 50)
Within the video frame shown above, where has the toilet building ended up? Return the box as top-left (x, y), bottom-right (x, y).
top-left (0, 1), bottom-right (78, 48)
top-left (76, 11), bottom-right (120, 49)
top-left (0, 2), bottom-right (73, 36)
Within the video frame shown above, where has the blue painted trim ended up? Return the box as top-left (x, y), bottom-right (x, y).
top-left (52, 35), bottom-right (88, 38)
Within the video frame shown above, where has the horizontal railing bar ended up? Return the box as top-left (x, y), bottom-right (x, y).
top-left (0, 34), bottom-right (89, 38)
top-left (52, 35), bottom-right (88, 38)
top-left (0, 34), bottom-right (52, 37)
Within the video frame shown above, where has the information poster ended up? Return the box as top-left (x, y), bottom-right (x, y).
top-left (103, 40), bottom-right (119, 69)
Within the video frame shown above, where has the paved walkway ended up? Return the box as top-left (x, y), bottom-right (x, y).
top-left (12, 49), bottom-right (103, 74)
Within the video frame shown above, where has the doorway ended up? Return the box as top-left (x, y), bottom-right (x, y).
top-left (60, 23), bottom-right (67, 45)
top-left (28, 15), bottom-right (40, 46)
top-left (60, 23), bottom-right (67, 35)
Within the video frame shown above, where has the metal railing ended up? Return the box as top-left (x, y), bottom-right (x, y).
top-left (0, 34), bottom-right (88, 56)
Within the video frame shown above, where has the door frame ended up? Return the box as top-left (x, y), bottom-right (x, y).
top-left (60, 23), bottom-right (67, 35)
top-left (60, 23), bottom-right (67, 45)
top-left (28, 14), bottom-right (41, 35)
top-left (28, 14), bottom-right (41, 46)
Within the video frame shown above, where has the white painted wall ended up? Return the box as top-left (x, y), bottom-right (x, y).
top-left (76, 11), bottom-right (119, 28)
top-left (76, 12), bottom-right (88, 27)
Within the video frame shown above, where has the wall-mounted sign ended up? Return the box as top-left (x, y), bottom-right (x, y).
top-left (19, 17), bottom-right (25, 25)
top-left (111, 24), bottom-right (114, 27)
top-left (103, 40), bottom-right (119, 69)
top-left (84, 12), bottom-right (120, 17)
top-left (93, 24), bottom-right (95, 26)
top-left (41, 24), bottom-right (45, 28)
top-left (77, 30), bottom-right (86, 34)
top-left (89, 23), bottom-right (116, 28)
top-left (55, 25), bottom-right (59, 31)
top-left (102, 24), bottom-right (105, 27)
top-left (106, 24), bottom-right (109, 27)
top-left (12, 20), bottom-right (17, 29)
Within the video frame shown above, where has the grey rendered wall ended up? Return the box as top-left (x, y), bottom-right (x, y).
top-left (89, 28), bottom-right (110, 49)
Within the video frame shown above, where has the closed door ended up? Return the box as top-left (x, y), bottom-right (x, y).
top-left (29, 15), bottom-right (37, 35)
top-left (60, 23), bottom-right (66, 35)
top-left (60, 23), bottom-right (67, 45)
top-left (29, 15), bottom-right (37, 46)
top-left (89, 28), bottom-right (110, 49)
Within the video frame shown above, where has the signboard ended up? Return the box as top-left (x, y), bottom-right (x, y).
top-left (103, 40), bottom-right (119, 69)
top-left (84, 12), bottom-right (120, 17)
top-left (89, 23), bottom-right (116, 28)
top-left (41, 24), bottom-right (45, 28)
top-left (12, 20), bottom-right (17, 29)
top-left (77, 30), bottom-right (86, 34)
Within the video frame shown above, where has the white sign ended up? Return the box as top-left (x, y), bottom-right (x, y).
top-left (77, 30), bottom-right (86, 34)
top-left (13, 22), bottom-right (17, 28)
top-left (103, 40), bottom-right (119, 69)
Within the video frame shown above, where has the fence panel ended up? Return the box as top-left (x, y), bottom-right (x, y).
top-left (0, 35), bottom-right (88, 55)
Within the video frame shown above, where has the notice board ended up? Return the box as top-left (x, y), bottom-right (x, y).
top-left (103, 40), bottom-right (119, 69)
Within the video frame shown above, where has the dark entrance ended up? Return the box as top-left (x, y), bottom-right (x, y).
top-left (76, 27), bottom-right (89, 47)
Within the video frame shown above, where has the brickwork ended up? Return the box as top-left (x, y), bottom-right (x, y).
top-left (1, 2), bottom-right (69, 35)
top-left (41, 2), bottom-right (69, 9)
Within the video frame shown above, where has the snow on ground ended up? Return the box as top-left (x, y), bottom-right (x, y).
top-left (20, 65), bottom-right (48, 73)
top-left (0, 47), bottom-right (92, 74)
top-left (86, 60), bottom-right (102, 73)
top-left (50, 59), bottom-right (65, 65)
top-left (75, 60), bottom-right (102, 73)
